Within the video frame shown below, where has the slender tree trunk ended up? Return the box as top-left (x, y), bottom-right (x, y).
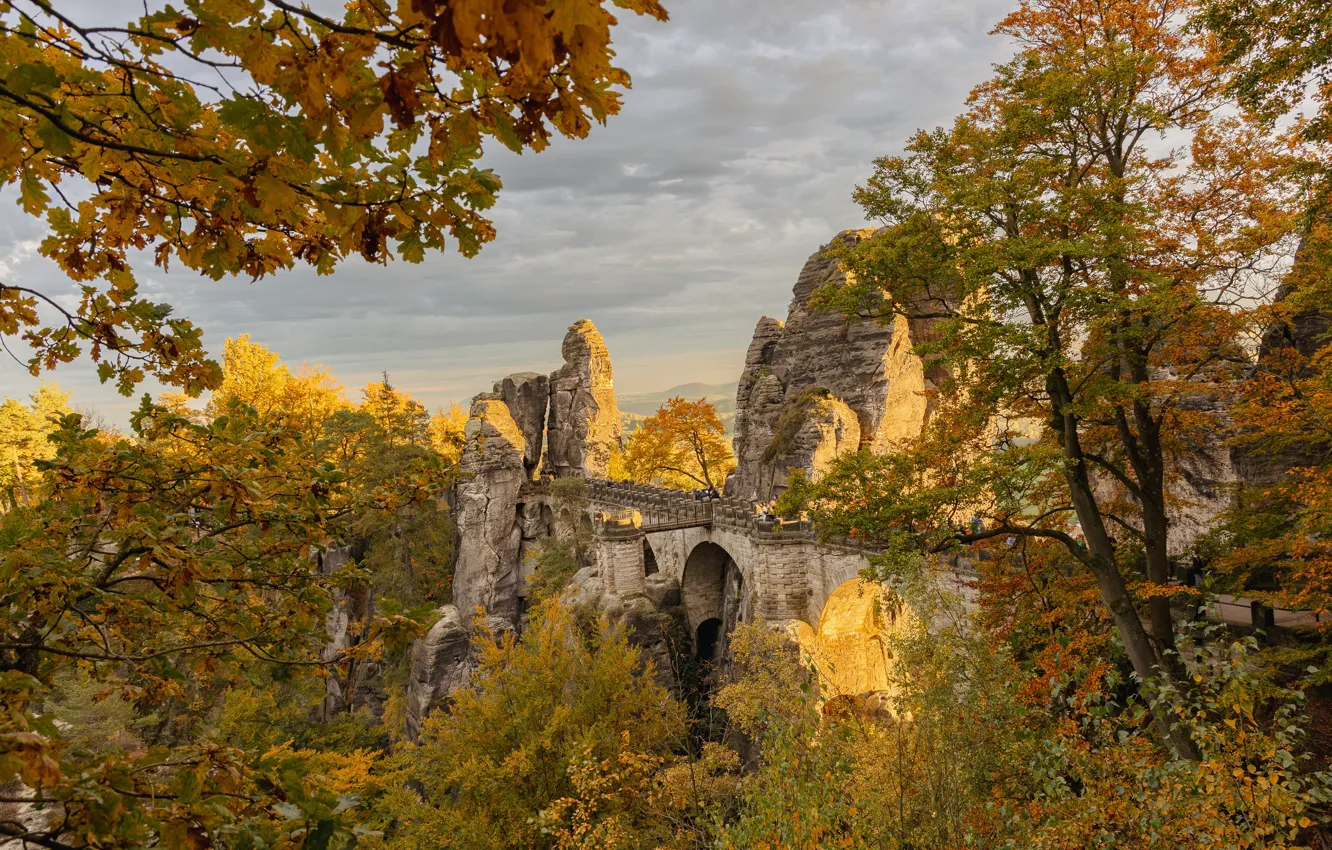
top-left (1050, 372), bottom-right (1200, 760)
top-left (1066, 463), bottom-right (1200, 760)
top-left (1131, 367), bottom-right (1183, 675)
top-left (1141, 495), bottom-right (1183, 674)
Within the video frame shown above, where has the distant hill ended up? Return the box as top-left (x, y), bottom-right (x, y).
top-left (618, 381), bottom-right (737, 436)
top-left (617, 382), bottom-right (737, 417)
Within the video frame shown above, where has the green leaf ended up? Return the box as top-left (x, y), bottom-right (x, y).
top-left (36, 119), bottom-right (74, 157)
top-left (484, 105), bottom-right (523, 154)
top-left (8, 63), bottom-right (60, 96)
top-left (304, 819), bottom-right (335, 850)
top-left (7, 63), bottom-right (59, 99)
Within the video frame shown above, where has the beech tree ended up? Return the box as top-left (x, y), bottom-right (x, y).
top-left (0, 0), bottom-right (667, 394)
top-left (795, 0), bottom-right (1301, 760)
top-left (621, 397), bottom-right (734, 490)
top-left (0, 382), bottom-right (69, 510)
top-left (1203, 0), bottom-right (1332, 146)
top-left (0, 399), bottom-right (427, 848)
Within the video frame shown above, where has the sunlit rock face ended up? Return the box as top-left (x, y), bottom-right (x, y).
top-left (548, 319), bottom-right (623, 479)
top-left (793, 580), bottom-right (914, 707)
top-left (728, 230), bottom-right (936, 501)
top-left (493, 371), bottom-right (549, 477)
top-left (453, 396), bottom-right (527, 624)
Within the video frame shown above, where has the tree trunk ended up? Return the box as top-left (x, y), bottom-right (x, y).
top-left (1050, 368), bottom-right (1200, 760)
top-left (1141, 497), bottom-right (1183, 677)
top-left (1065, 455), bottom-right (1200, 761)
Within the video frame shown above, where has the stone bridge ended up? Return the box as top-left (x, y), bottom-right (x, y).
top-left (580, 479), bottom-right (978, 663)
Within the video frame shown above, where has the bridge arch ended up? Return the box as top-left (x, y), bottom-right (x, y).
top-left (681, 541), bottom-right (746, 660)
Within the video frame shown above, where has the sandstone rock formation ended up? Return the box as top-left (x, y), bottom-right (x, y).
top-left (404, 605), bottom-right (470, 740)
top-left (404, 605), bottom-right (513, 740)
top-left (548, 319), bottom-right (622, 478)
top-left (493, 372), bottom-right (549, 476)
top-left (453, 396), bottom-right (528, 624)
top-left (729, 230), bottom-right (936, 502)
top-left (792, 580), bottom-right (911, 708)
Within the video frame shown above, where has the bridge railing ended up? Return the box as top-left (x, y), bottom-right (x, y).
top-left (585, 479), bottom-right (844, 542)
top-left (583, 479), bottom-right (992, 581)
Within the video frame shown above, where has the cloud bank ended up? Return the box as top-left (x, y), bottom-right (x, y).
top-left (0, 0), bottom-right (1015, 421)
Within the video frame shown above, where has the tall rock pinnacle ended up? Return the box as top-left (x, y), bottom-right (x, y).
top-left (547, 318), bottom-right (622, 478)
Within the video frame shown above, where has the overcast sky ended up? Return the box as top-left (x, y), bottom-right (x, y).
top-left (0, 0), bottom-right (1016, 423)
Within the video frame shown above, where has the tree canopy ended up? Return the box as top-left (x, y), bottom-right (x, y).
top-left (0, 0), bottom-right (667, 394)
top-left (620, 397), bottom-right (734, 490)
top-left (788, 0), bottom-right (1306, 760)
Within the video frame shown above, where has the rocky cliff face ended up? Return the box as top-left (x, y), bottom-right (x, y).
top-left (410, 394), bottom-right (531, 738)
top-left (729, 230), bottom-right (935, 501)
top-left (493, 372), bottom-right (549, 477)
top-left (452, 395), bottom-right (528, 624)
top-left (408, 320), bottom-right (631, 735)
top-left (1163, 278), bottom-right (1331, 554)
top-left (404, 605), bottom-right (514, 740)
top-left (548, 319), bottom-right (622, 479)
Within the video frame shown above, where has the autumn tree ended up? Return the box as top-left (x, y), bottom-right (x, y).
top-left (429, 402), bottom-right (469, 467)
top-left (369, 602), bottom-right (686, 850)
top-left (796, 0), bottom-right (1303, 759)
top-left (0, 0), bottom-right (668, 394)
top-left (1200, 0), bottom-right (1332, 635)
top-left (0, 382), bottom-right (69, 509)
top-left (622, 397), bottom-right (734, 490)
top-left (0, 398), bottom-right (428, 848)
top-left (208, 334), bottom-right (349, 440)
top-left (330, 376), bottom-right (456, 607)
top-left (1203, 0), bottom-right (1332, 149)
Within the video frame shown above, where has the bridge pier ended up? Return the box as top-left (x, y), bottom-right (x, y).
top-left (750, 535), bottom-right (814, 623)
top-left (594, 509), bottom-right (647, 598)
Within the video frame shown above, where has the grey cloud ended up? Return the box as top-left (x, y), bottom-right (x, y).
top-left (0, 0), bottom-right (1016, 422)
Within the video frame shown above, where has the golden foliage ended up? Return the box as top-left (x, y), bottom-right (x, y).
top-left (0, 0), bottom-right (667, 393)
top-left (622, 397), bottom-right (734, 490)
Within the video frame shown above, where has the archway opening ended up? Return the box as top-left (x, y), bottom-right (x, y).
top-left (643, 539), bottom-right (659, 575)
top-left (681, 541), bottom-right (744, 662)
top-left (696, 618), bottom-right (723, 662)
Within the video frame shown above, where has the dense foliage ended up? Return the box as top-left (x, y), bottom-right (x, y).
top-left (797, 0), bottom-right (1308, 760)
top-left (0, 341), bottom-right (456, 848)
top-left (3, 0), bottom-right (1332, 846)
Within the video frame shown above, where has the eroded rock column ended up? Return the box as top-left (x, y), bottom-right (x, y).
top-left (728, 230), bottom-right (935, 501)
top-left (453, 395), bottom-right (527, 623)
top-left (493, 371), bottom-right (548, 477)
top-left (548, 319), bottom-right (622, 478)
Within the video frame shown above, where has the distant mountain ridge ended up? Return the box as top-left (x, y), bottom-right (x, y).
top-left (617, 381), bottom-right (737, 435)
top-left (617, 381), bottom-right (737, 416)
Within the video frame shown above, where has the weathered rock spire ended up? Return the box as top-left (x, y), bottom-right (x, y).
top-left (547, 318), bottom-right (623, 478)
